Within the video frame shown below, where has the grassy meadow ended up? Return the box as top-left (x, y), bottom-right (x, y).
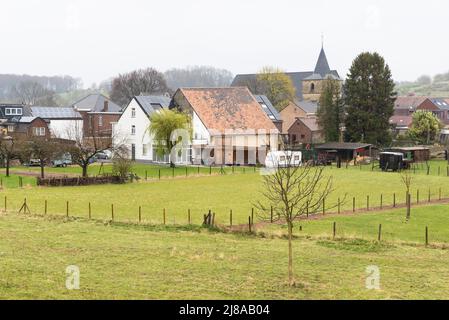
top-left (2, 161), bottom-right (449, 299)
top-left (1, 211), bottom-right (449, 299)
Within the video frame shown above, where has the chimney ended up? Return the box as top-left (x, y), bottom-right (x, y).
top-left (103, 100), bottom-right (109, 112)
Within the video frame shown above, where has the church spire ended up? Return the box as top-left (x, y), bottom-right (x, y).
top-left (314, 46), bottom-right (331, 77)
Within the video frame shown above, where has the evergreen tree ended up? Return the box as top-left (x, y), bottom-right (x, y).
top-left (344, 52), bottom-right (396, 146)
top-left (317, 79), bottom-right (345, 142)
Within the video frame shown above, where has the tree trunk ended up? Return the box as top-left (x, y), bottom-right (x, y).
top-left (287, 221), bottom-right (294, 286)
top-left (5, 157), bottom-right (10, 177)
top-left (406, 192), bottom-right (411, 220)
top-left (82, 164), bottom-right (88, 178)
top-left (40, 160), bottom-right (45, 179)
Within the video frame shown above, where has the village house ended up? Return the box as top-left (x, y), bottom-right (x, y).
top-left (170, 87), bottom-right (280, 165)
top-left (285, 117), bottom-right (323, 146)
top-left (112, 95), bottom-right (171, 162)
top-left (71, 94), bottom-right (122, 138)
top-left (30, 106), bottom-right (83, 140)
top-left (416, 98), bottom-right (449, 126)
top-left (0, 104), bottom-right (50, 139)
top-left (254, 95), bottom-right (283, 132)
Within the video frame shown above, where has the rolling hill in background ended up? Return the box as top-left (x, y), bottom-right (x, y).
top-left (396, 71), bottom-right (449, 97)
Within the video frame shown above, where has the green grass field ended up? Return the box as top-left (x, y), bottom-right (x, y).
top-left (1, 211), bottom-right (449, 299)
top-left (2, 162), bottom-right (449, 299)
top-left (2, 164), bottom-right (449, 225)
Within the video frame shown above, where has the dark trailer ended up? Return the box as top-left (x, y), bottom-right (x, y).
top-left (315, 142), bottom-right (373, 164)
top-left (388, 147), bottom-right (430, 163)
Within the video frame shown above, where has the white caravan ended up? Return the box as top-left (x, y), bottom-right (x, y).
top-left (265, 151), bottom-right (302, 168)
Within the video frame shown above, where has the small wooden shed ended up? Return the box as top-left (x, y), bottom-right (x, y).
top-left (388, 147), bottom-right (430, 163)
top-left (315, 142), bottom-right (373, 162)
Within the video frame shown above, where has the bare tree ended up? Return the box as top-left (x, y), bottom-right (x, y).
top-left (400, 169), bottom-right (413, 220)
top-left (21, 137), bottom-right (62, 178)
top-left (255, 160), bottom-right (336, 286)
top-left (0, 134), bottom-right (23, 177)
top-left (11, 81), bottom-right (57, 106)
top-left (110, 68), bottom-right (170, 106)
top-left (164, 66), bottom-right (233, 91)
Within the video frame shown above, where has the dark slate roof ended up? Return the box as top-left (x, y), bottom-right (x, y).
top-left (31, 106), bottom-right (82, 119)
top-left (254, 95), bottom-right (281, 122)
top-left (294, 99), bottom-right (318, 114)
top-left (231, 48), bottom-right (340, 99)
top-left (71, 94), bottom-right (121, 112)
top-left (134, 95), bottom-right (171, 116)
top-left (232, 70), bottom-right (340, 100)
top-left (429, 98), bottom-right (449, 110)
top-left (315, 142), bottom-right (372, 150)
top-left (314, 47), bottom-right (331, 77)
top-left (0, 104), bottom-right (32, 118)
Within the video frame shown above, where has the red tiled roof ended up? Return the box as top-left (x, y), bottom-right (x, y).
top-left (179, 87), bottom-right (277, 132)
top-left (389, 115), bottom-right (413, 127)
top-left (394, 96), bottom-right (427, 109)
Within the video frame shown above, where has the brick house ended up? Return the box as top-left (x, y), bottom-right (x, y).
top-left (286, 117), bottom-right (323, 146)
top-left (71, 94), bottom-right (122, 138)
top-left (416, 98), bottom-right (449, 126)
top-left (0, 104), bottom-right (50, 139)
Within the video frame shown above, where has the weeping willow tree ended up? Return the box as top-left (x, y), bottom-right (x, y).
top-left (148, 109), bottom-right (191, 167)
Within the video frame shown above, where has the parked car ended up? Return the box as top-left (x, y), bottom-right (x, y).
top-left (52, 153), bottom-right (73, 167)
top-left (25, 159), bottom-right (41, 167)
top-left (96, 150), bottom-right (112, 160)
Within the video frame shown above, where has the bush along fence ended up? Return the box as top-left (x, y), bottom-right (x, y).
top-left (37, 175), bottom-right (125, 187)
top-left (3, 187), bottom-right (449, 246)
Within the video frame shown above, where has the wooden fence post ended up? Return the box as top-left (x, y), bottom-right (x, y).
top-left (270, 206), bottom-right (273, 223)
top-left (172, 167), bottom-right (175, 178)
top-left (352, 197), bottom-right (355, 212)
top-left (438, 166), bottom-right (441, 176)
top-left (338, 198), bottom-right (341, 214)
top-left (4, 196), bottom-right (6, 212)
top-left (367, 195), bottom-right (369, 211)
top-left (393, 193), bottom-right (396, 207)
top-left (186, 167), bottom-right (188, 177)
top-left (380, 194), bottom-right (383, 210)
top-left (209, 166), bottom-right (212, 175)
top-left (425, 226), bottom-right (429, 246)
top-left (332, 222), bottom-right (336, 239)
top-left (322, 198), bottom-right (325, 215)
top-left (145, 170), bottom-right (148, 180)
top-left (439, 188), bottom-right (442, 201)
top-left (251, 208), bottom-right (254, 225)
top-left (230, 209), bottom-right (232, 227)
top-left (44, 200), bottom-right (47, 215)
top-left (428, 188), bottom-right (431, 203)
top-left (417, 189), bottom-right (419, 204)
top-left (163, 208), bottom-right (166, 225)
top-left (66, 201), bottom-right (69, 217)
top-left (139, 206), bottom-right (142, 223)
top-left (88, 202), bottom-right (91, 219)
top-left (378, 224), bottom-right (382, 242)
top-left (111, 204), bottom-right (114, 221)
top-left (248, 216), bottom-right (252, 233)
top-left (188, 209), bottom-right (191, 225)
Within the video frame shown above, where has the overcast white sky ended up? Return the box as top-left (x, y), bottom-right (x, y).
top-left (0, 0), bottom-right (447, 87)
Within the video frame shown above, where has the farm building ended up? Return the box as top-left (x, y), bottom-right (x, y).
top-left (388, 147), bottom-right (430, 162)
top-left (170, 87), bottom-right (280, 165)
top-left (315, 142), bottom-right (373, 163)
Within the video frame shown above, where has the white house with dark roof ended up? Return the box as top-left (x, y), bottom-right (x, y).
top-left (31, 106), bottom-right (83, 140)
top-left (112, 95), bottom-right (171, 162)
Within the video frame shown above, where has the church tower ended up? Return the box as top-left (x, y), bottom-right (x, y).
top-left (302, 45), bottom-right (342, 102)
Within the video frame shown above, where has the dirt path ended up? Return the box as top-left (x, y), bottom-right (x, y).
top-left (226, 197), bottom-right (449, 232)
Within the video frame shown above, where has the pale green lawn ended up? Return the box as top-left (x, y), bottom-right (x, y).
top-left (1, 213), bottom-right (449, 299)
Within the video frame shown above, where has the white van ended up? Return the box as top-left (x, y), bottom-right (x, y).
top-left (265, 151), bottom-right (302, 168)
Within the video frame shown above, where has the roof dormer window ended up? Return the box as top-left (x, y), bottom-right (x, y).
top-left (5, 107), bottom-right (23, 116)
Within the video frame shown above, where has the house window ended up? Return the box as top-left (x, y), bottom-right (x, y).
top-left (33, 127), bottom-right (46, 136)
top-left (7, 125), bottom-right (14, 132)
top-left (131, 125), bottom-right (136, 135)
top-left (300, 134), bottom-right (305, 139)
top-left (98, 115), bottom-right (103, 127)
top-left (131, 108), bottom-right (136, 118)
top-left (143, 144), bottom-right (149, 156)
top-left (5, 108), bottom-right (23, 116)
